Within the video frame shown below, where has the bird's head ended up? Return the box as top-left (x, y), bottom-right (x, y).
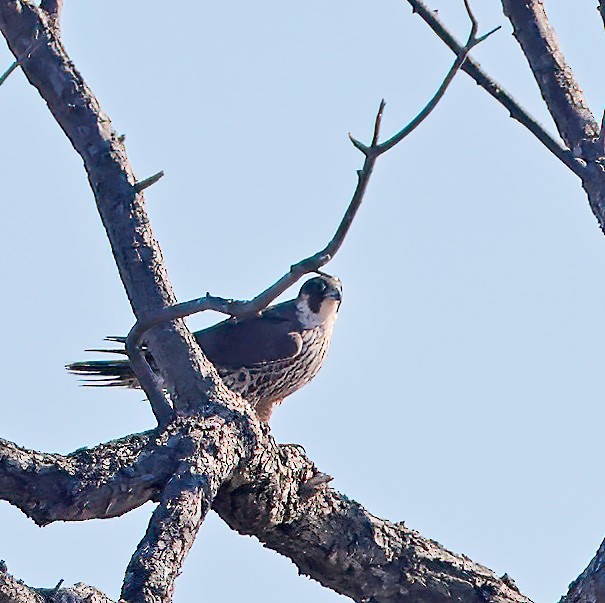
top-left (295, 274), bottom-right (342, 328)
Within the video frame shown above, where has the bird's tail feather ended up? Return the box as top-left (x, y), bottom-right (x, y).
top-left (66, 342), bottom-right (139, 388)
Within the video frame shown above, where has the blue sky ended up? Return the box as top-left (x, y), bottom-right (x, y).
top-left (2, 1), bottom-right (605, 601)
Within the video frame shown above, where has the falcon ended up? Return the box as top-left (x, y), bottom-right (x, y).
top-left (67, 274), bottom-right (342, 421)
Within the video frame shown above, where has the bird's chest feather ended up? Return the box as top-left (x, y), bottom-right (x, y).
top-left (218, 324), bottom-right (332, 406)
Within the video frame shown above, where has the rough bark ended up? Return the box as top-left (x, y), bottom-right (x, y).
top-left (0, 565), bottom-right (114, 603)
top-left (0, 416), bottom-right (532, 603)
top-left (215, 468), bottom-right (531, 603)
top-left (0, 433), bottom-right (173, 525)
top-left (120, 416), bottom-right (250, 603)
top-left (1, 1), bottom-right (604, 602)
top-left (560, 538), bottom-right (605, 603)
top-left (0, 0), bottom-right (217, 413)
top-left (500, 0), bottom-right (598, 154)
top-left (0, 570), bottom-right (44, 603)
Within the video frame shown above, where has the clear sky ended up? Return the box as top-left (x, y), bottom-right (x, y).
top-left (1, 1), bottom-right (604, 601)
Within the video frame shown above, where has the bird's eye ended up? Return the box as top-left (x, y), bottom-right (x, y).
top-left (300, 277), bottom-right (330, 298)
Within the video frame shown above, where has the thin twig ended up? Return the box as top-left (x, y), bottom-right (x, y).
top-left (2, 35), bottom-right (49, 89)
top-left (405, 0), bottom-right (584, 177)
top-left (0, 60), bottom-right (18, 87)
top-left (134, 170), bottom-right (164, 193)
top-left (463, 0), bottom-right (478, 38)
top-left (125, 102), bottom-right (384, 361)
top-left (378, 15), bottom-right (500, 153)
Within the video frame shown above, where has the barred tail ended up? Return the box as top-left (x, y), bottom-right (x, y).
top-left (66, 340), bottom-right (140, 388)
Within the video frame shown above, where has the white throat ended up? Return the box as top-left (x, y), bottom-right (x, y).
top-left (296, 297), bottom-right (339, 329)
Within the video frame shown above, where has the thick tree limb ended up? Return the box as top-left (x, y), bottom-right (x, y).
top-left (0, 565), bottom-right (114, 603)
top-left (214, 444), bottom-right (532, 603)
top-left (0, 414), bottom-right (257, 531)
top-left (122, 466), bottom-right (209, 603)
top-left (560, 538), bottom-right (605, 603)
top-left (405, 0), bottom-right (583, 176)
top-left (0, 1), bottom-right (594, 602)
top-left (121, 415), bottom-right (253, 603)
top-left (0, 413), bottom-right (535, 603)
top-left (0, 569), bottom-right (44, 603)
top-left (0, 432), bottom-right (179, 526)
top-left (500, 0), bottom-right (598, 155)
top-left (0, 0), bottom-right (219, 419)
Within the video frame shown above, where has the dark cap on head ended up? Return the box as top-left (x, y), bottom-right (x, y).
top-left (298, 275), bottom-right (342, 314)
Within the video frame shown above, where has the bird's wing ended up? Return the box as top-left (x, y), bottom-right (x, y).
top-left (194, 303), bottom-right (303, 368)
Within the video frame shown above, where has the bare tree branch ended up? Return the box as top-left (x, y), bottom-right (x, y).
top-left (119, 412), bottom-right (261, 603)
top-left (378, 1), bottom-right (500, 153)
top-left (122, 9), bottom-right (498, 411)
top-left (560, 538), bottom-right (605, 603)
top-left (0, 0), bottom-right (220, 420)
top-left (0, 566), bottom-right (116, 603)
top-left (500, 0), bottom-right (598, 154)
top-left (405, 0), bottom-right (584, 176)
top-left (122, 469), bottom-right (207, 603)
top-left (122, 449), bottom-right (224, 603)
top-left (0, 432), bottom-right (180, 525)
top-left (40, 583), bottom-right (115, 603)
top-left (1, 1), bottom-right (596, 602)
top-left (0, 407), bottom-right (538, 603)
top-left (0, 569), bottom-right (44, 603)
top-left (0, 59), bottom-right (16, 86)
top-left (214, 444), bottom-right (533, 603)
top-left (134, 170), bottom-right (164, 193)
top-left (0, 408), bottom-right (259, 603)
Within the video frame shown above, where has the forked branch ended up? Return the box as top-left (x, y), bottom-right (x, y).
top-left (0, 1), bottom-right (566, 602)
top-left (125, 2), bottom-right (499, 419)
top-left (405, 0), bottom-right (584, 176)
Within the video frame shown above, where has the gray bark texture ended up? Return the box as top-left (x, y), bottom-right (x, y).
top-left (560, 539), bottom-right (605, 603)
top-left (1, 1), bottom-right (605, 602)
top-left (0, 566), bottom-right (114, 603)
top-left (496, 1), bottom-right (605, 238)
top-left (500, 0), bottom-right (598, 154)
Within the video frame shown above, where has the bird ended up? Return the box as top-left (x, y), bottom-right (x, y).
top-left (67, 274), bottom-right (343, 422)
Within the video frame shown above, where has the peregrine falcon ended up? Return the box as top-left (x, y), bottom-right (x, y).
top-left (67, 275), bottom-right (342, 421)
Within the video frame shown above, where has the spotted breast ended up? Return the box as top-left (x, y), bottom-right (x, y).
top-left (67, 275), bottom-right (343, 422)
